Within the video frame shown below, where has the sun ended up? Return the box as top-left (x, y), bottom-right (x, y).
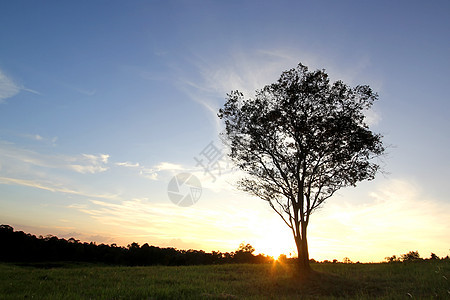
top-left (253, 227), bottom-right (296, 259)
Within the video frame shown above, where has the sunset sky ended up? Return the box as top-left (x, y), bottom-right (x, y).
top-left (1, 1), bottom-right (449, 262)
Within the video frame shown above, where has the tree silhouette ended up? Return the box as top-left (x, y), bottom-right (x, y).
top-left (237, 243), bottom-right (255, 253)
top-left (430, 253), bottom-right (439, 260)
top-left (218, 63), bottom-right (385, 275)
top-left (0, 225), bottom-right (273, 266)
top-left (233, 243), bottom-right (256, 263)
top-left (401, 251), bottom-right (421, 262)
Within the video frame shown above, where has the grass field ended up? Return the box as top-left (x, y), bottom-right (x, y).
top-left (1, 261), bottom-right (449, 299)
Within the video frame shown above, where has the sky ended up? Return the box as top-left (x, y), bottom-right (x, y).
top-left (0, 0), bottom-right (449, 262)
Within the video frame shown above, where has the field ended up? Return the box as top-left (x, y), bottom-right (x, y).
top-left (1, 261), bottom-right (449, 299)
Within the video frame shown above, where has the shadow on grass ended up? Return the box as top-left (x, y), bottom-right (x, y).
top-left (269, 265), bottom-right (384, 298)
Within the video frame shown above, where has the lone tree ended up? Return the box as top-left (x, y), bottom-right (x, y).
top-left (218, 63), bottom-right (384, 275)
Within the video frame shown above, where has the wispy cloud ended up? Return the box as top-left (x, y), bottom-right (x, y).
top-left (0, 176), bottom-right (119, 200)
top-left (68, 197), bottom-right (268, 251)
top-left (68, 154), bottom-right (110, 174)
top-left (0, 138), bottom-right (206, 212)
top-left (0, 139), bottom-right (118, 206)
top-left (21, 87), bottom-right (41, 95)
top-left (115, 161), bottom-right (140, 168)
top-left (176, 48), bottom-right (302, 132)
top-left (20, 133), bottom-right (58, 145)
top-left (142, 162), bottom-right (186, 180)
top-left (0, 69), bottom-right (41, 103)
top-left (116, 160), bottom-right (188, 181)
top-left (60, 82), bottom-right (96, 96)
top-left (177, 47), bottom-right (383, 133)
top-left (72, 87), bottom-right (96, 96)
top-left (0, 141), bottom-right (109, 174)
top-left (0, 70), bottom-right (20, 103)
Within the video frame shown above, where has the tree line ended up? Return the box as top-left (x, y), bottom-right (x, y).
top-left (384, 250), bottom-right (448, 263)
top-left (2, 225), bottom-right (447, 266)
top-left (0, 225), bottom-right (272, 266)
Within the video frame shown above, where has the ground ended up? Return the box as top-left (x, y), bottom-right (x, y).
top-left (1, 261), bottom-right (449, 299)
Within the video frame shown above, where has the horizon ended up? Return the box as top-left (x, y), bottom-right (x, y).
top-left (1, 1), bottom-right (449, 263)
top-left (4, 224), bottom-right (441, 263)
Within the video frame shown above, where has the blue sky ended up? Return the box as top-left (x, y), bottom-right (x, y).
top-left (0, 1), bottom-right (449, 262)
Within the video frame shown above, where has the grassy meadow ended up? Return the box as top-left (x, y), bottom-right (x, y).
top-left (1, 261), bottom-right (449, 299)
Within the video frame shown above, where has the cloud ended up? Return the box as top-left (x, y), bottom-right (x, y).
top-left (20, 133), bottom-right (58, 146)
top-left (0, 141), bottom-right (110, 174)
top-left (21, 87), bottom-right (41, 95)
top-left (139, 162), bottom-right (181, 181)
top-left (116, 142), bottom-right (241, 193)
top-left (173, 48), bottom-right (302, 133)
top-left (308, 178), bottom-right (450, 262)
top-left (69, 165), bottom-right (108, 174)
top-left (154, 162), bottom-right (184, 171)
top-left (364, 109), bottom-right (382, 126)
top-left (115, 160), bottom-right (188, 181)
top-left (0, 70), bottom-right (20, 103)
top-left (114, 149), bottom-right (239, 192)
top-left (115, 161), bottom-right (140, 168)
top-left (68, 154), bottom-right (110, 174)
top-left (0, 176), bottom-right (119, 200)
top-left (181, 47), bottom-right (336, 105)
top-left (177, 47), bottom-right (383, 134)
top-left (76, 88), bottom-right (96, 96)
top-left (60, 82), bottom-right (96, 96)
top-left (0, 69), bottom-right (41, 103)
top-left (68, 197), bottom-right (268, 251)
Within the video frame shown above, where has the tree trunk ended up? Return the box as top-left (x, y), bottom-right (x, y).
top-left (295, 221), bottom-right (312, 275)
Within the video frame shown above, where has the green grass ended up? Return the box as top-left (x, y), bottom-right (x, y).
top-left (0, 261), bottom-right (449, 299)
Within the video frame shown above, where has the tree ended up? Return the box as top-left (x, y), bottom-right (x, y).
top-left (233, 243), bottom-right (256, 263)
top-left (237, 243), bottom-right (255, 253)
top-left (401, 250), bottom-right (421, 262)
top-left (385, 254), bottom-right (400, 263)
top-left (343, 257), bottom-right (353, 264)
top-left (218, 63), bottom-right (384, 275)
top-left (430, 253), bottom-right (439, 260)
